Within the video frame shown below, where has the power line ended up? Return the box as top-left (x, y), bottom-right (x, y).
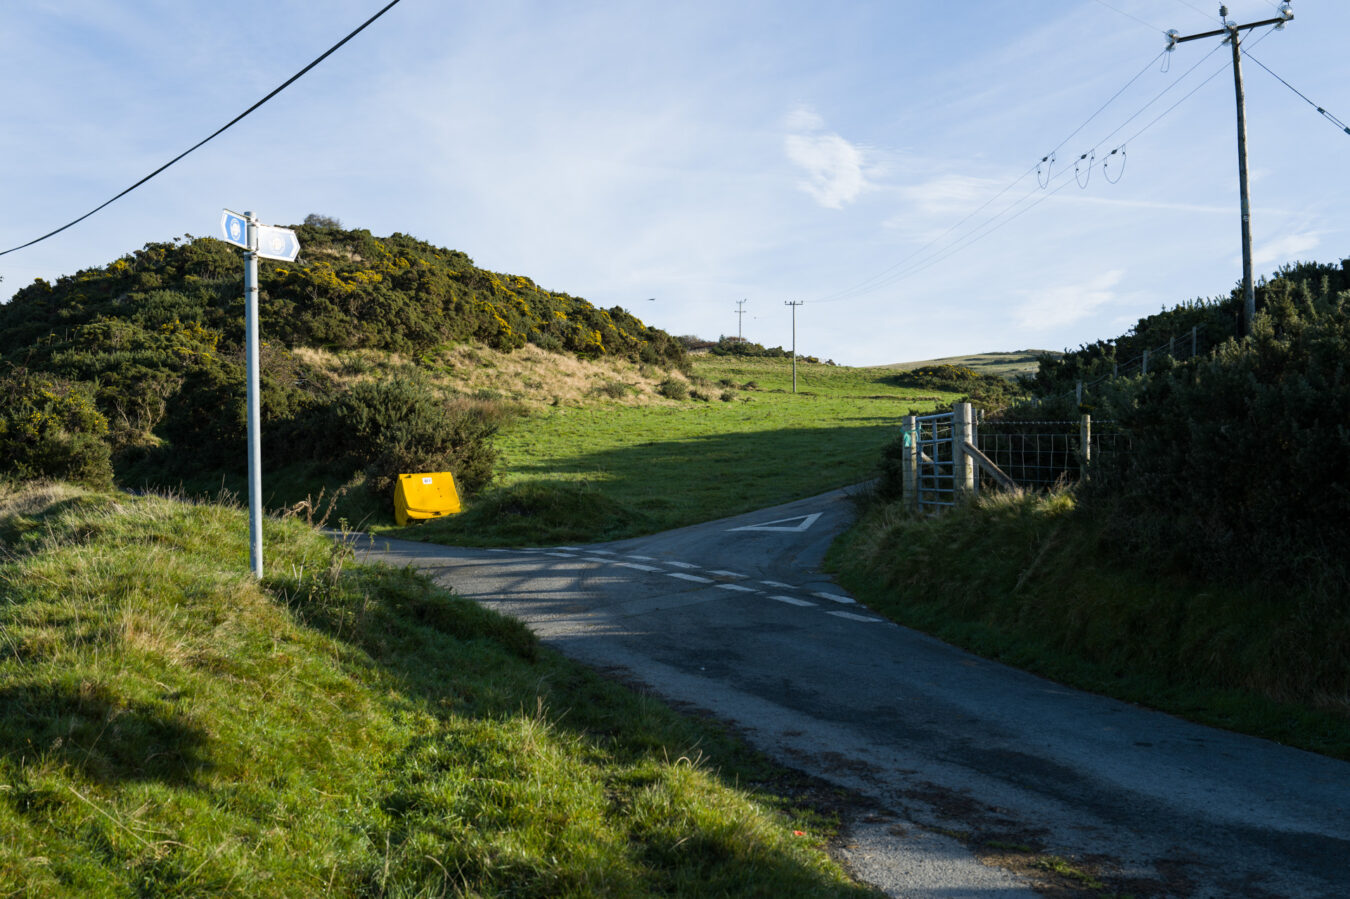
top-left (1244, 50), bottom-right (1350, 136)
top-left (809, 48), bottom-right (1167, 305)
top-left (813, 41), bottom-right (1231, 306)
top-left (1091, 0), bottom-right (1167, 34)
top-left (0, 0), bottom-right (405, 258)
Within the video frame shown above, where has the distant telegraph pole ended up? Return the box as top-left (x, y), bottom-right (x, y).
top-left (785, 301), bottom-right (804, 394)
top-left (735, 298), bottom-right (747, 341)
top-left (1167, 2), bottom-right (1293, 336)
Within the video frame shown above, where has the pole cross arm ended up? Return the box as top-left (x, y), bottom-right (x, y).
top-left (1169, 11), bottom-right (1292, 48)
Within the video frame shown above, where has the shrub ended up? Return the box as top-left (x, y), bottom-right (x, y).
top-left (0, 366), bottom-right (112, 488)
top-left (657, 378), bottom-right (688, 400)
top-left (1083, 282), bottom-right (1350, 593)
top-left (320, 377), bottom-right (505, 500)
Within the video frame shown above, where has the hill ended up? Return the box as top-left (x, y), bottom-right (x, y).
top-left (0, 223), bottom-right (687, 507)
top-left (880, 350), bottom-right (1055, 381)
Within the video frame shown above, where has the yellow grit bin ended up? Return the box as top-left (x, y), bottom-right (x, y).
top-left (394, 472), bottom-right (462, 526)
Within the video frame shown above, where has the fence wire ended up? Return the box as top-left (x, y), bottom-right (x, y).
top-left (975, 419), bottom-right (1130, 491)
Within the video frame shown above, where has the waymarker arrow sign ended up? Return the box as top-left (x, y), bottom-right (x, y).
top-left (255, 224), bottom-right (300, 262)
top-left (221, 209), bottom-right (249, 248)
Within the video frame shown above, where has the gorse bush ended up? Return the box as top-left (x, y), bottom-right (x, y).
top-left (657, 377), bottom-right (688, 400)
top-left (320, 377), bottom-right (503, 499)
top-left (886, 364), bottom-right (1027, 411)
top-left (0, 366), bottom-right (113, 488)
top-left (1082, 281), bottom-right (1350, 593)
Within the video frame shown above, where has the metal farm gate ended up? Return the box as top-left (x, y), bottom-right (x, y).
top-left (901, 404), bottom-right (1120, 512)
top-left (908, 411), bottom-right (958, 513)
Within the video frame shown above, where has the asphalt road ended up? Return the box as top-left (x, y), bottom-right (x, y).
top-left (354, 487), bottom-right (1350, 898)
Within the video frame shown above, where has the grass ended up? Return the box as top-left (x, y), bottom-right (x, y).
top-left (0, 482), bottom-right (879, 897)
top-left (829, 489), bottom-right (1350, 760)
top-left (389, 356), bottom-right (957, 546)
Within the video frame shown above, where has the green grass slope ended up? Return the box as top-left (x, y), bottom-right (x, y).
top-left (394, 356), bottom-right (963, 546)
top-left (829, 490), bottom-right (1350, 760)
top-left (0, 483), bottom-right (875, 897)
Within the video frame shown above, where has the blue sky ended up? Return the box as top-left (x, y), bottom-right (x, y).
top-left (2, 1), bottom-right (1346, 365)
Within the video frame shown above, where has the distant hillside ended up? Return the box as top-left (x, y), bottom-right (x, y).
top-left (882, 350), bottom-right (1056, 380)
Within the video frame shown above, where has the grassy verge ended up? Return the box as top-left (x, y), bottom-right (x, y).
top-left (828, 490), bottom-right (1350, 760)
top-left (0, 483), bottom-right (878, 896)
top-left (391, 357), bottom-right (956, 546)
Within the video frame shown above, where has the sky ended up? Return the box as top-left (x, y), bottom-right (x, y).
top-left (2, 1), bottom-right (1347, 366)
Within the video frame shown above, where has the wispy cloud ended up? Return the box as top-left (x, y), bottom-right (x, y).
top-left (1015, 269), bottom-right (1124, 329)
top-left (784, 106), bottom-right (870, 209)
top-left (1252, 231), bottom-right (1320, 268)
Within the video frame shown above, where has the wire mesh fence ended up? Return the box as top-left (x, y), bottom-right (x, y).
top-left (975, 418), bottom-right (1130, 491)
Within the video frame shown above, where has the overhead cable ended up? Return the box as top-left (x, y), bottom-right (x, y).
top-left (810, 49), bottom-right (1166, 305)
top-left (1244, 50), bottom-right (1350, 136)
top-left (812, 41), bottom-right (1232, 305)
top-left (0, 0), bottom-right (405, 258)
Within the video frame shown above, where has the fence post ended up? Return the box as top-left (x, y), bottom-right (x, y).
top-left (1080, 413), bottom-right (1092, 467)
top-left (1075, 380), bottom-right (1082, 406)
top-left (901, 414), bottom-right (918, 512)
top-left (1142, 349), bottom-right (1150, 375)
top-left (953, 403), bottom-right (976, 500)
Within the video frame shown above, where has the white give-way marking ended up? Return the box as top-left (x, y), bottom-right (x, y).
top-left (728, 512), bottom-right (822, 533)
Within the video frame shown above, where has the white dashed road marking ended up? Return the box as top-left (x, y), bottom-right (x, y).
top-left (814, 592), bottom-right (856, 605)
top-left (615, 562), bottom-right (661, 572)
top-left (666, 572), bottom-right (714, 584)
top-left (707, 570), bottom-right (747, 578)
top-left (825, 610), bottom-right (883, 622)
top-left (769, 595), bottom-right (817, 607)
top-left (714, 583), bottom-right (757, 593)
top-left (666, 561), bottom-right (701, 569)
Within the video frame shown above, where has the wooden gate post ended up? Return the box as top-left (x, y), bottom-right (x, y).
top-left (1080, 413), bottom-right (1092, 468)
top-left (901, 415), bottom-right (918, 512)
top-left (953, 403), bottom-right (976, 500)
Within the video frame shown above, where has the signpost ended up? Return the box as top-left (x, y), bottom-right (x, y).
top-left (221, 209), bottom-right (300, 578)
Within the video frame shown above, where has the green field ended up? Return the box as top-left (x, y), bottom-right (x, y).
top-left (396, 357), bottom-right (960, 545)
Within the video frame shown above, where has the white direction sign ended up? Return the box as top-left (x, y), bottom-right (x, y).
top-left (255, 224), bottom-right (300, 262)
top-left (220, 209), bottom-right (249, 248)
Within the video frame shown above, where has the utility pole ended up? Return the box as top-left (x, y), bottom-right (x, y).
top-left (735, 298), bottom-right (747, 341)
top-left (1167, 2), bottom-right (1293, 336)
top-left (785, 301), bottom-right (803, 394)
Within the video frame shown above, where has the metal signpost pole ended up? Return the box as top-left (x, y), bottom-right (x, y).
top-left (244, 212), bottom-right (264, 579)
top-left (221, 208), bottom-right (299, 578)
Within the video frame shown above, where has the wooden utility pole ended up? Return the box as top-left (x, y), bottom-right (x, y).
top-left (735, 298), bottom-right (747, 341)
top-left (1167, 3), bottom-right (1293, 336)
top-left (785, 301), bottom-right (803, 393)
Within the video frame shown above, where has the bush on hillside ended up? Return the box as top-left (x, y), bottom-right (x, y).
top-left (319, 377), bottom-right (505, 500)
top-left (886, 364), bottom-right (1027, 411)
top-left (0, 366), bottom-right (113, 488)
top-left (1082, 283), bottom-right (1350, 593)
